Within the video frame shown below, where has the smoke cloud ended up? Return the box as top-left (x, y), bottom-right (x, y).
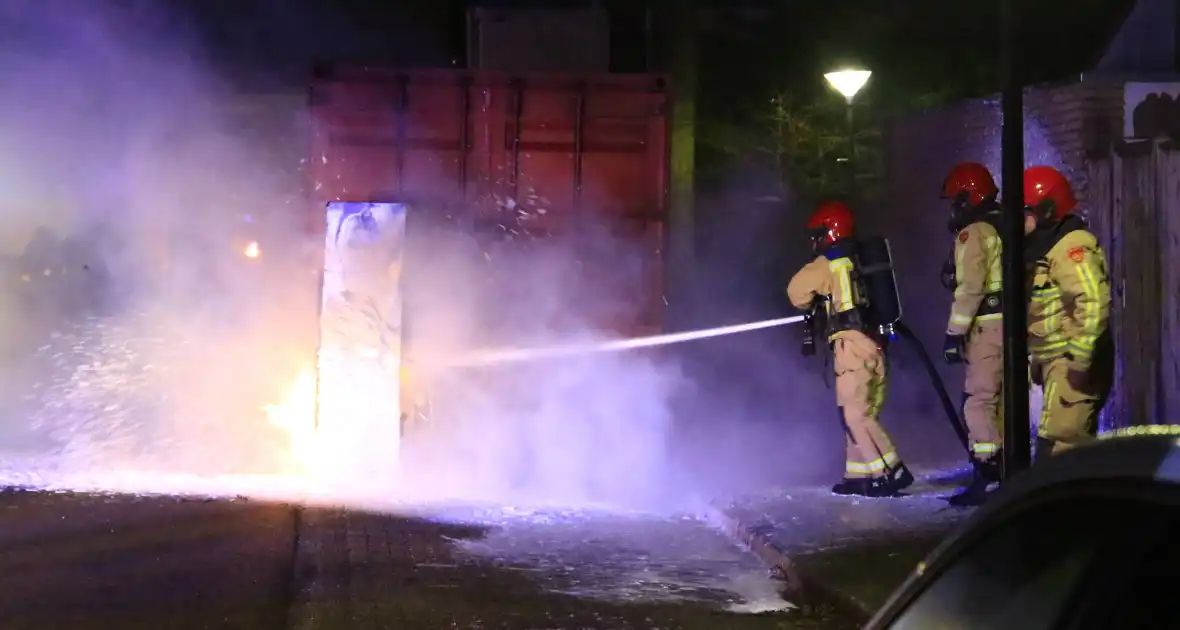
top-left (322, 207), bottom-right (693, 511)
top-left (0, 1), bottom-right (312, 476)
top-left (0, 1), bottom-right (709, 515)
top-left (0, 1), bottom-right (853, 513)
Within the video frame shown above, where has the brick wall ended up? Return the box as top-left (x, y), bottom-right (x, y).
top-left (863, 80), bottom-right (1123, 449)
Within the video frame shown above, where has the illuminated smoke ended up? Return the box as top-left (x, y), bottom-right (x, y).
top-left (0, 2), bottom-right (744, 514)
top-left (0, 2), bottom-right (831, 513)
top-left (0, 2), bottom-right (312, 488)
top-left (288, 202), bottom-right (711, 511)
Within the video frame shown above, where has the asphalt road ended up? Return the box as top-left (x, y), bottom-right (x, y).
top-left (292, 508), bottom-right (861, 629)
top-left (0, 489), bottom-right (861, 630)
top-left (0, 489), bottom-right (298, 630)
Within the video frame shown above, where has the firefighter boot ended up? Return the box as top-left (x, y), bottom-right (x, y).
top-left (831, 478), bottom-right (873, 496)
top-left (981, 449), bottom-right (1002, 483)
top-left (871, 463), bottom-right (915, 497)
top-left (946, 457), bottom-right (995, 507)
top-left (832, 464), bottom-right (914, 498)
top-left (1035, 437), bottom-right (1055, 462)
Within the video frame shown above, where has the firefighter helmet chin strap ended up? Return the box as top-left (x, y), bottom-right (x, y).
top-left (809, 226), bottom-right (828, 255)
top-left (1028, 199), bottom-right (1058, 229)
top-left (947, 192), bottom-right (971, 233)
top-left (940, 247), bottom-right (957, 291)
top-left (948, 193), bottom-right (999, 234)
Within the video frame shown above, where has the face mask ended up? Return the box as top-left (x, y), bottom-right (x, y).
top-left (1025, 199), bottom-right (1058, 230)
top-left (809, 227), bottom-right (827, 255)
top-left (947, 193), bottom-right (973, 233)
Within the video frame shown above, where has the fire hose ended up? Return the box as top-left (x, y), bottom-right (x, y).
top-left (893, 321), bottom-right (971, 453)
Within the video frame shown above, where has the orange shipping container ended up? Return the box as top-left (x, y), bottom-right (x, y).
top-left (307, 65), bottom-right (669, 337)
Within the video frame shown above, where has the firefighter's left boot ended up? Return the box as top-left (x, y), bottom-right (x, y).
top-left (831, 477), bottom-right (873, 496)
top-left (946, 457), bottom-right (996, 507)
top-left (869, 463), bottom-right (914, 497)
top-left (832, 464), bottom-right (914, 498)
top-left (1035, 437), bottom-right (1055, 462)
top-left (981, 450), bottom-right (1002, 483)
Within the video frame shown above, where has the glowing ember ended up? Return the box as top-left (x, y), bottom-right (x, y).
top-left (243, 241), bottom-right (261, 259)
top-left (262, 368), bottom-right (319, 476)
top-left (261, 357), bottom-right (404, 497)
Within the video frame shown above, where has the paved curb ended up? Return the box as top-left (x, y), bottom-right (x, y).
top-left (703, 501), bottom-right (872, 617)
top-left (701, 468), bottom-right (978, 618)
top-left (699, 503), bottom-right (802, 592)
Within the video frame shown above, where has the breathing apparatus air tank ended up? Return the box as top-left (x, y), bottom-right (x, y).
top-left (857, 235), bottom-right (973, 454)
top-left (793, 233), bottom-right (971, 455)
top-left (853, 236), bottom-right (903, 339)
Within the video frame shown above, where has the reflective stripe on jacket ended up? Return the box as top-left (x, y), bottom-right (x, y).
top-left (946, 221), bottom-right (1002, 335)
top-left (1028, 229), bottom-right (1111, 366)
top-left (787, 255), bottom-right (863, 342)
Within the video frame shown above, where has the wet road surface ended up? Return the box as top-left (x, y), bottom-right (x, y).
top-left (719, 468), bottom-right (974, 614)
top-left (0, 489), bottom-right (298, 630)
top-left (292, 505), bottom-right (860, 629)
top-left (0, 486), bottom-right (861, 629)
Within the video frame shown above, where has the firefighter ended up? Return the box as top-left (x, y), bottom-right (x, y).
top-left (939, 162), bottom-right (1004, 505)
top-left (787, 200), bottom-right (914, 497)
top-left (1024, 166), bottom-right (1113, 457)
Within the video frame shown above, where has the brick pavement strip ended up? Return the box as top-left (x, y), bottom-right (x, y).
top-left (285, 507), bottom-right (862, 630)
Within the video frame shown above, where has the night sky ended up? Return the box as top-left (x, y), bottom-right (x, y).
top-left (0, 0), bottom-right (1122, 98)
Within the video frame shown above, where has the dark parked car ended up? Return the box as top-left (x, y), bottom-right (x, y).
top-left (867, 426), bottom-right (1180, 629)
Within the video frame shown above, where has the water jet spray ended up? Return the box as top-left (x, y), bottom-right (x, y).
top-left (436, 315), bottom-right (808, 368)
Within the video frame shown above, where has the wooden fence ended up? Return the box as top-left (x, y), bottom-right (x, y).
top-left (1087, 139), bottom-right (1180, 428)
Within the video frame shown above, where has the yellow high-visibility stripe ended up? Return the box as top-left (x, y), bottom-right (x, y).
top-left (1031, 339), bottom-right (1068, 362)
top-left (950, 313), bottom-right (973, 326)
top-left (1069, 260), bottom-right (1102, 360)
top-left (846, 461), bottom-right (870, 474)
top-left (984, 235), bottom-right (1002, 292)
top-left (949, 228), bottom-right (1002, 330)
top-left (845, 451), bottom-right (899, 476)
top-left (1031, 283), bottom-right (1063, 341)
top-left (972, 442), bottom-right (998, 455)
top-left (1038, 381), bottom-right (1056, 435)
top-left (828, 258), bottom-right (856, 314)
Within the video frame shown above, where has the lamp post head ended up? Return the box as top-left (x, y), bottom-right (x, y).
top-left (824, 69), bottom-right (872, 103)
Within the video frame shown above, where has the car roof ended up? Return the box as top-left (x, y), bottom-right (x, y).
top-left (998, 429), bottom-right (1180, 498)
top-left (939, 430), bottom-right (1180, 556)
top-left (865, 430), bottom-right (1180, 629)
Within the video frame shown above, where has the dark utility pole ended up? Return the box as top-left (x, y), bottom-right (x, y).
top-left (845, 103), bottom-right (857, 201)
top-left (667, 7), bottom-right (697, 332)
top-left (1000, 0), bottom-right (1031, 480)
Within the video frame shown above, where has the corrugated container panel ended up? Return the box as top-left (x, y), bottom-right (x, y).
top-left (308, 66), bottom-right (669, 336)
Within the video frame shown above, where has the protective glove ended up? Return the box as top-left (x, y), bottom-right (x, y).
top-left (1030, 362), bottom-right (1044, 387)
top-left (943, 333), bottom-right (966, 364)
top-left (1065, 352), bottom-right (1092, 393)
top-left (939, 260), bottom-right (957, 291)
top-left (1065, 365), bottom-right (1092, 394)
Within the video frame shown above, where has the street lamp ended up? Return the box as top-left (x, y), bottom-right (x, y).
top-left (824, 69), bottom-right (872, 105)
top-left (824, 69), bottom-right (872, 199)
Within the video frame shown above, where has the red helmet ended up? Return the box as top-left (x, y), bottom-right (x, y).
top-left (807, 200), bottom-right (854, 248)
top-left (942, 162), bottom-right (998, 208)
top-left (1023, 166), bottom-right (1076, 222)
